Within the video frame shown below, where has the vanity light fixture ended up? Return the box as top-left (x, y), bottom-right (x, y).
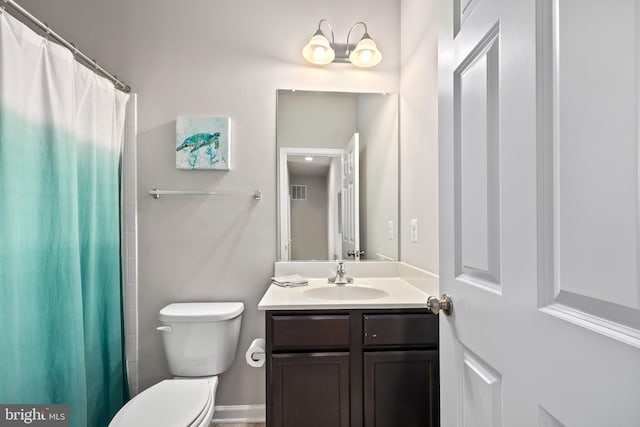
top-left (301, 19), bottom-right (335, 65)
top-left (302, 19), bottom-right (382, 68)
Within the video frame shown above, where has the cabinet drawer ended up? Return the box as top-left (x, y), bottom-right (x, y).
top-left (271, 314), bottom-right (350, 351)
top-left (363, 313), bottom-right (438, 347)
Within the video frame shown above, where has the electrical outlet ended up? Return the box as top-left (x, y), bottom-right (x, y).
top-left (387, 221), bottom-right (394, 240)
top-left (410, 219), bottom-right (419, 242)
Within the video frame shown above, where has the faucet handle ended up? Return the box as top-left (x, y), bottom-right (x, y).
top-left (329, 261), bottom-right (352, 285)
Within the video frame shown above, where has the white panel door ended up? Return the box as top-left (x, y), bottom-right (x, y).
top-left (342, 133), bottom-right (360, 260)
top-left (438, 0), bottom-right (640, 426)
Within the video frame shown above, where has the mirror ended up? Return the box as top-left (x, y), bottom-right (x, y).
top-left (277, 90), bottom-right (399, 261)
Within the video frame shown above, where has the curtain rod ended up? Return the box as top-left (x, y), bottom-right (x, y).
top-left (2, 0), bottom-right (131, 93)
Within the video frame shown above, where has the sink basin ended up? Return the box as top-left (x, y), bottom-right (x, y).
top-left (303, 285), bottom-right (389, 301)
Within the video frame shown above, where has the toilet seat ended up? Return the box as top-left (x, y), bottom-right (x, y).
top-left (109, 377), bottom-right (218, 427)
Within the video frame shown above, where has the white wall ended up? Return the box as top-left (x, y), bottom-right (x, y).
top-left (400, 0), bottom-right (439, 273)
top-left (18, 0), bottom-right (400, 407)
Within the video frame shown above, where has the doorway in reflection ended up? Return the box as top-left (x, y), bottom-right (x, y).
top-left (288, 154), bottom-right (333, 260)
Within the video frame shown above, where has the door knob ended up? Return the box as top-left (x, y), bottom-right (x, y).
top-left (427, 293), bottom-right (453, 316)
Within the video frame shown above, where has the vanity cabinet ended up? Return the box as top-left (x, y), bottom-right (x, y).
top-left (266, 309), bottom-right (439, 427)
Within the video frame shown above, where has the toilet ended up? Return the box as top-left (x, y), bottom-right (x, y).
top-left (109, 302), bottom-right (244, 427)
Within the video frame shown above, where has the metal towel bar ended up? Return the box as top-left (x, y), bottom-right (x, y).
top-left (148, 189), bottom-right (262, 200)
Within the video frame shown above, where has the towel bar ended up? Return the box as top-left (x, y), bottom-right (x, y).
top-left (148, 189), bottom-right (262, 200)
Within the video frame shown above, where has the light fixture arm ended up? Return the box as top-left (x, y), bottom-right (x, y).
top-left (345, 22), bottom-right (368, 55)
top-left (317, 19), bottom-right (335, 48)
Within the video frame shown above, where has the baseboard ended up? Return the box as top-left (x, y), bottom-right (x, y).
top-left (211, 404), bottom-right (266, 424)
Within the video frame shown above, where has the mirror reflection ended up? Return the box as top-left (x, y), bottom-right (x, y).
top-left (277, 90), bottom-right (399, 261)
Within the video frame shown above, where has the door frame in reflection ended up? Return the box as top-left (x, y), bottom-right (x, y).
top-left (278, 146), bottom-right (358, 261)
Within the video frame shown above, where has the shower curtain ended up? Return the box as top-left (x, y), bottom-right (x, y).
top-left (0, 11), bottom-right (128, 427)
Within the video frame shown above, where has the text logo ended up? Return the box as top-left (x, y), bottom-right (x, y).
top-left (0, 405), bottom-right (68, 426)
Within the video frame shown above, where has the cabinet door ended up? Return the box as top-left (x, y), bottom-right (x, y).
top-left (270, 352), bottom-right (350, 427)
top-left (364, 350), bottom-right (439, 427)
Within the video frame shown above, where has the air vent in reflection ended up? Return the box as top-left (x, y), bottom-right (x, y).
top-left (290, 185), bottom-right (307, 201)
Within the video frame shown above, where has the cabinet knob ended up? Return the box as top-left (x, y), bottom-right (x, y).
top-left (427, 294), bottom-right (453, 316)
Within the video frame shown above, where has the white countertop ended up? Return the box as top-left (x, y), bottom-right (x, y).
top-left (258, 277), bottom-right (431, 310)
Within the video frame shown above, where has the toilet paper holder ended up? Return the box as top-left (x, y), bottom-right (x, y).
top-left (250, 352), bottom-right (265, 361)
top-left (245, 338), bottom-right (266, 368)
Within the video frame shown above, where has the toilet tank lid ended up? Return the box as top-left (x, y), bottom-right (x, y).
top-left (159, 302), bottom-right (244, 322)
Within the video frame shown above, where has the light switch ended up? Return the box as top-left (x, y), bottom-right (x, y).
top-left (410, 219), bottom-right (419, 243)
top-left (387, 221), bottom-right (394, 240)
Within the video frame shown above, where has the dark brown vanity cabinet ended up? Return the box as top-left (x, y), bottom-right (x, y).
top-left (266, 310), bottom-right (439, 427)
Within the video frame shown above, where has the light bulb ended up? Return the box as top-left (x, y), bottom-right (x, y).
top-left (349, 37), bottom-right (382, 67)
top-left (302, 34), bottom-right (335, 65)
top-left (358, 50), bottom-right (373, 63)
top-left (313, 46), bottom-right (326, 60)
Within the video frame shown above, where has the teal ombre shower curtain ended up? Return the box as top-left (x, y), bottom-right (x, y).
top-left (0, 11), bottom-right (129, 427)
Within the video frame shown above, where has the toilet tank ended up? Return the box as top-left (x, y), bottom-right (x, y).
top-left (158, 302), bottom-right (244, 377)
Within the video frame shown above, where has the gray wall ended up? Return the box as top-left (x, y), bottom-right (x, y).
top-left (277, 91), bottom-right (357, 149)
top-left (289, 174), bottom-right (329, 260)
top-left (18, 0), bottom-right (401, 407)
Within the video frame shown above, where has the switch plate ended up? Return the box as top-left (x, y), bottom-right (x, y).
top-left (387, 221), bottom-right (394, 240)
top-left (410, 219), bottom-right (419, 242)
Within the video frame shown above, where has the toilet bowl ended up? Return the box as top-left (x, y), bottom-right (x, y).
top-left (109, 302), bottom-right (244, 427)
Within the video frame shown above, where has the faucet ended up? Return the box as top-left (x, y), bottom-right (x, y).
top-left (328, 261), bottom-right (353, 285)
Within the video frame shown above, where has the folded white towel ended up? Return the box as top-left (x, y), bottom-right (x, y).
top-left (271, 274), bottom-right (309, 287)
top-left (272, 281), bottom-right (308, 288)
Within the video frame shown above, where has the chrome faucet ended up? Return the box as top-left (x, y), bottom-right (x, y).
top-left (328, 261), bottom-right (353, 285)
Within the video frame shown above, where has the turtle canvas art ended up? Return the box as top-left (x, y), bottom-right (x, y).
top-left (176, 116), bottom-right (230, 170)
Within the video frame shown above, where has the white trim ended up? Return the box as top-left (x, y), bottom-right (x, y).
top-left (122, 94), bottom-right (139, 396)
top-left (278, 148), bottom-right (289, 260)
top-left (540, 303), bottom-right (640, 349)
top-left (278, 147), bottom-right (344, 261)
top-left (211, 404), bottom-right (266, 424)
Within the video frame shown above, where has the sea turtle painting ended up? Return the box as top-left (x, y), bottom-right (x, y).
top-left (175, 116), bottom-right (230, 170)
top-left (176, 132), bottom-right (221, 153)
